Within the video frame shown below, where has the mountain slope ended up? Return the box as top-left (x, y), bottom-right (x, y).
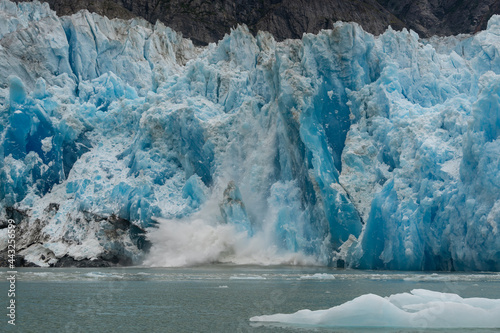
top-left (15, 0), bottom-right (500, 45)
top-left (379, 0), bottom-right (500, 37)
top-left (16, 0), bottom-right (404, 45)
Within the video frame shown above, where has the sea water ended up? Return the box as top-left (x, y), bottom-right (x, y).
top-left (0, 266), bottom-right (499, 332)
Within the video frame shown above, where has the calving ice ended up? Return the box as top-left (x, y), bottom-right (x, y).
top-left (0, 0), bottom-right (499, 270)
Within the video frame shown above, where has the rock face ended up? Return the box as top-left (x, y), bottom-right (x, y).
top-left (19, 0), bottom-right (137, 19)
top-left (379, 0), bottom-right (500, 37)
top-left (20, 0), bottom-right (404, 45)
top-left (15, 0), bottom-right (500, 45)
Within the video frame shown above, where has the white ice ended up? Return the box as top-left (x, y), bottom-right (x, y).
top-left (250, 289), bottom-right (500, 328)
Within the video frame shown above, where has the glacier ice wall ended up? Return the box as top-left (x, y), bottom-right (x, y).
top-left (0, 0), bottom-right (499, 270)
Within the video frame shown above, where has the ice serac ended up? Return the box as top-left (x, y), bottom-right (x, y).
top-left (343, 20), bottom-right (500, 271)
top-left (0, 0), bottom-right (499, 270)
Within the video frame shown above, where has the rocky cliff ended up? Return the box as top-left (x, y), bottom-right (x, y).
top-left (379, 0), bottom-right (500, 37)
top-left (17, 0), bottom-right (500, 45)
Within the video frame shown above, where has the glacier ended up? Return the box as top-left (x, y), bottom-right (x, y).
top-left (0, 0), bottom-right (499, 270)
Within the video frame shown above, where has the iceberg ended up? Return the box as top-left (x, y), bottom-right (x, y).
top-left (0, 0), bottom-right (499, 269)
top-left (250, 289), bottom-right (500, 328)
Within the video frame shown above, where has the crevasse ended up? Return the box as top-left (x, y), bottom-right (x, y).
top-left (0, 0), bottom-right (499, 270)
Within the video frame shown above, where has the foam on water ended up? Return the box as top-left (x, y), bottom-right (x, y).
top-left (229, 275), bottom-right (267, 280)
top-left (5, 269), bottom-right (499, 284)
top-left (83, 272), bottom-right (124, 279)
top-left (300, 273), bottom-right (336, 280)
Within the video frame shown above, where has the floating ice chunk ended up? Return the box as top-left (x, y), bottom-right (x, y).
top-left (229, 275), bottom-right (266, 280)
top-left (83, 272), bottom-right (124, 280)
top-left (300, 273), bottom-right (336, 280)
top-left (250, 289), bottom-right (500, 328)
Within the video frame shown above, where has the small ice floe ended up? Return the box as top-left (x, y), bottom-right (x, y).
top-left (82, 272), bottom-right (124, 280)
top-left (299, 273), bottom-right (336, 280)
top-left (403, 273), bottom-right (500, 282)
top-left (229, 275), bottom-right (266, 280)
top-left (250, 289), bottom-right (500, 328)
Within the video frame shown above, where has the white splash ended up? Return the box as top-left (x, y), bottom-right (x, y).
top-left (143, 201), bottom-right (319, 267)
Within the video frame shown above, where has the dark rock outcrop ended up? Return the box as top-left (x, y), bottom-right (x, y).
top-left (14, 0), bottom-right (500, 45)
top-left (52, 255), bottom-right (123, 267)
top-left (378, 0), bottom-right (500, 37)
top-left (0, 205), bottom-right (150, 267)
top-left (23, 0), bottom-right (137, 20)
top-left (16, 0), bottom-right (403, 45)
